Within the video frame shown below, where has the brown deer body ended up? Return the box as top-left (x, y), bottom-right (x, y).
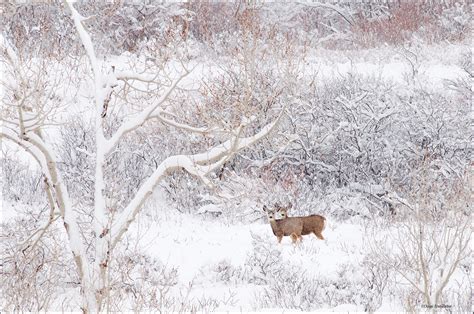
top-left (263, 204), bottom-right (326, 243)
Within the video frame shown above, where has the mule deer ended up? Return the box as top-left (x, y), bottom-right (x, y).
top-left (263, 203), bottom-right (326, 244)
top-left (276, 204), bottom-right (326, 240)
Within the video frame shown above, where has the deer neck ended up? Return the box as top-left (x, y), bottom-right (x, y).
top-left (269, 219), bottom-right (280, 235)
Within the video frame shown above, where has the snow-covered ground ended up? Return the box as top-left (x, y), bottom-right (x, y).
top-left (5, 192), bottom-right (470, 312)
top-left (101, 192), bottom-right (395, 311)
top-left (2, 195), bottom-right (380, 311)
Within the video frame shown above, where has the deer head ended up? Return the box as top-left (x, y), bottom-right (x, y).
top-left (263, 205), bottom-right (276, 221)
top-left (275, 202), bottom-right (292, 219)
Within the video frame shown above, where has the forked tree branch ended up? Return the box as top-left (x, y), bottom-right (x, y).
top-left (110, 108), bottom-right (286, 250)
top-left (103, 69), bottom-right (191, 154)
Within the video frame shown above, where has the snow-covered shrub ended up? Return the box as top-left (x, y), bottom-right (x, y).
top-left (446, 51), bottom-right (473, 103)
top-left (201, 173), bottom-right (296, 224)
top-left (360, 253), bottom-right (390, 312)
top-left (162, 170), bottom-right (209, 214)
top-left (211, 260), bottom-right (242, 283)
top-left (109, 251), bottom-right (178, 312)
top-left (2, 1), bottom-right (191, 58)
top-left (263, 69), bottom-right (471, 220)
top-left (82, 2), bottom-right (193, 55)
top-left (317, 263), bottom-right (365, 308)
top-left (58, 114), bottom-right (154, 211)
top-left (197, 259), bottom-right (244, 285)
top-left (288, 75), bottom-right (400, 189)
top-left (351, 1), bottom-right (471, 47)
top-left (258, 266), bottom-right (319, 311)
top-left (369, 184), bottom-right (471, 312)
top-left (1, 217), bottom-right (75, 312)
top-left (352, 2), bottom-right (434, 47)
top-left (2, 2), bottom-right (79, 59)
top-left (444, 259), bottom-right (472, 312)
top-left (1, 156), bottom-right (44, 204)
top-left (257, 261), bottom-right (380, 311)
top-left (436, 2), bottom-right (471, 42)
top-left (57, 116), bottom-right (95, 207)
top-left (185, 2), bottom-right (239, 44)
top-left (243, 233), bottom-right (284, 285)
top-left (312, 188), bottom-right (372, 222)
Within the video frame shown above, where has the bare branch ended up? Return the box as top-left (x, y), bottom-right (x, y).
top-left (104, 70), bottom-right (190, 154)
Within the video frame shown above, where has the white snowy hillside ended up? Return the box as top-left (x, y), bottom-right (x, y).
top-left (1, 1), bottom-right (472, 313)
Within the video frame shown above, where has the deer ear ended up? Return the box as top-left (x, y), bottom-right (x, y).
top-left (263, 205), bottom-right (268, 212)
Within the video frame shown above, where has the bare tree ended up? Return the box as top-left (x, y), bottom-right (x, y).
top-left (370, 173), bottom-right (471, 311)
top-left (0, 2), bottom-right (285, 311)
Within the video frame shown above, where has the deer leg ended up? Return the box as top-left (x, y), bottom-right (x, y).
top-left (277, 235), bottom-right (283, 243)
top-left (314, 231), bottom-right (324, 240)
top-left (290, 233), bottom-right (298, 244)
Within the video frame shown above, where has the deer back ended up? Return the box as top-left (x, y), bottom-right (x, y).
top-left (300, 215), bottom-right (325, 235)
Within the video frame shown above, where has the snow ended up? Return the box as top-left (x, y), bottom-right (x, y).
top-left (329, 303), bottom-right (360, 312)
top-left (1, 201), bottom-right (23, 223)
top-left (124, 193), bottom-right (374, 311)
top-left (143, 213), bottom-right (254, 283)
top-left (304, 58), bottom-right (468, 92)
top-left (197, 203), bottom-right (222, 214)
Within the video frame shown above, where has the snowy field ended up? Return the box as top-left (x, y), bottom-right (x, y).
top-left (3, 181), bottom-right (470, 312)
top-left (2, 197), bottom-right (379, 311)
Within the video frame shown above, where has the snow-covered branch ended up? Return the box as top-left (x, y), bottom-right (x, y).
top-left (115, 71), bottom-right (162, 83)
top-left (150, 109), bottom-right (217, 134)
top-left (104, 70), bottom-right (190, 154)
top-left (65, 1), bottom-right (100, 79)
top-left (110, 108), bottom-right (285, 250)
top-left (295, 1), bottom-right (355, 25)
top-left (1, 127), bottom-right (96, 310)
